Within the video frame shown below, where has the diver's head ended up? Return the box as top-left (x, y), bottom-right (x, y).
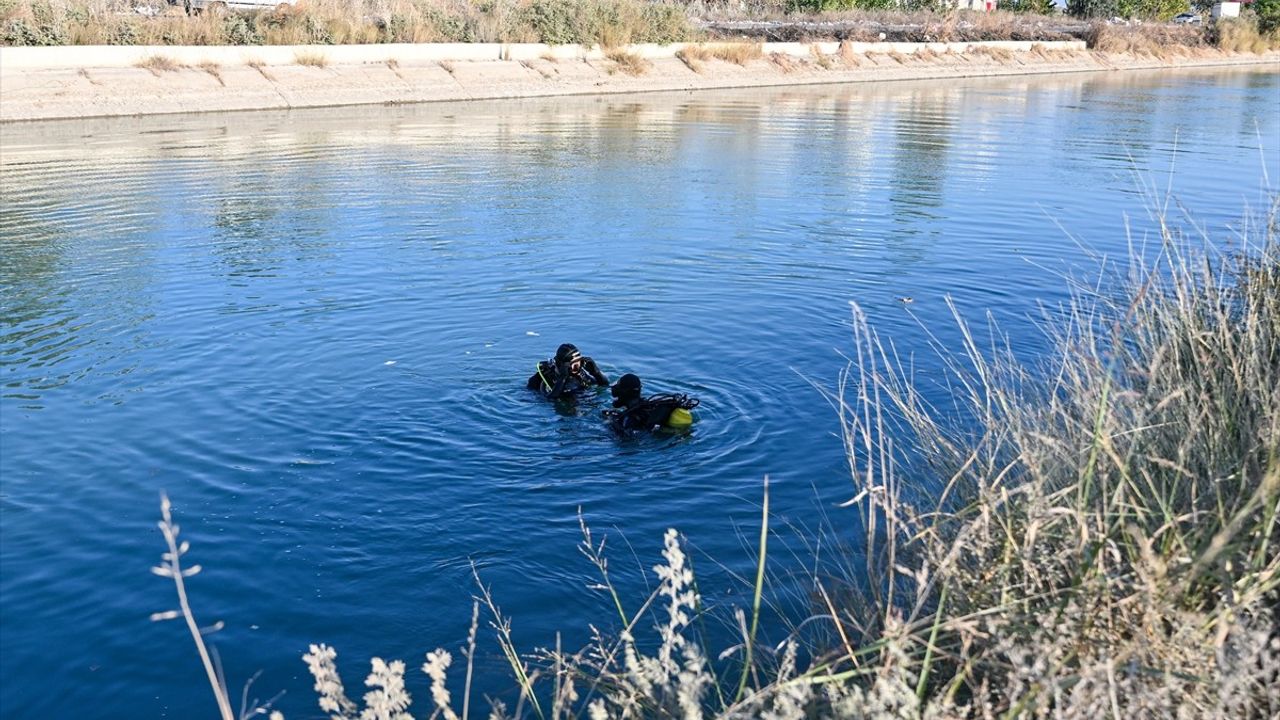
top-left (611, 373), bottom-right (642, 407)
top-left (555, 343), bottom-right (583, 372)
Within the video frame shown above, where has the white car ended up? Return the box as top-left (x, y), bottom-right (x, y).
top-left (1172, 12), bottom-right (1202, 24)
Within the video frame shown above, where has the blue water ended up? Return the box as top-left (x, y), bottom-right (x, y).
top-left (2, 67), bottom-right (1277, 718)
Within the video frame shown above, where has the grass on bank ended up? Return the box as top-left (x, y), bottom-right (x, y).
top-left (134, 50), bottom-right (180, 73)
top-left (155, 196), bottom-right (1279, 718)
top-left (603, 47), bottom-right (648, 74)
top-left (4, 0), bottom-right (1278, 51)
top-left (0, 0), bottom-right (694, 46)
top-left (293, 48), bottom-right (327, 66)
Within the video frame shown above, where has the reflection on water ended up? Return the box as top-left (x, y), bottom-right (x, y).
top-left (1, 67), bottom-right (1277, 719)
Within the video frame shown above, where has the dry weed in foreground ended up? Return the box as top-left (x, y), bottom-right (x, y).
top-left (152, 494), bottom-right (282, 720)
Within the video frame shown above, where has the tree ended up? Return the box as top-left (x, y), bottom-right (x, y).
top-left (1068, 0), bottom-right (1117, 17)
top-left (1255, 0), bottom-right (1280, 33)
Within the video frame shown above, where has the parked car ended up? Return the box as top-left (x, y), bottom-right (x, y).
top-left (1172, 12), bottom-right (1202, 24)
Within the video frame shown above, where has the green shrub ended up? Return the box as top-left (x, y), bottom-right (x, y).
top-left (527, 0), bottom-right (581, 44)
top-left (2, 11), bottom-right (64, 45)
top-left (382, 12), bottom-right (413, 42)
top-left (1255, 0), bottom-right (1280, 33)
top-left (221, 13), bottom-right (262, 45)
top-left (1004, 0), bottom-right (1057, 13)
top-left (432, 10), bottom-right (473, 41)
top-left (637, 2), bottom-right (692, 44)
top-left (108, 19), bottom-right (139, 45)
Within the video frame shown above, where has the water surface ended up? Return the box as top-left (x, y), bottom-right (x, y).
top-left (2, 67), bottom-right (1277, 718)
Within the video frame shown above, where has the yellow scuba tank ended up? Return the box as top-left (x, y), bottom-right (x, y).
top-left (665, 407), bottom-right (694, 429)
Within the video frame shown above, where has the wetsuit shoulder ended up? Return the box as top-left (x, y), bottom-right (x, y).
top-left (529, 361), bottom-right (556, 393)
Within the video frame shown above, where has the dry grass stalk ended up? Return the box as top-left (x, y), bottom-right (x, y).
top-left (708, 42), bottom-right (762, 66)
top-left (519, 58), bottom-right (555, 79)
top-left (197, 60), bottom-right (224, 86)
top-left (809, 44), bottom-right (834, 69)
top-left (1085, 21), bottom-right (1216, 58)
top-left (604, 48), bottom-right (649, 76)
top-left (151, 493), bottom-right (234, 720)
top-left (968, 44), bottom-right (1013, 63)
top-left (294, 50), bottom-right (328, 68)
top-left (768, 51), bottom-right (798, 73)
top-left (1215, 18), bottom-right (1276, 54)
top-left (838, 40), bottom-right (861, 66)
top-left (244, 57), bottom-right (274, 81)
top-left (136, 53), bottom-right (182, 76)
top-left (675, 44), bottom-right (708, 72)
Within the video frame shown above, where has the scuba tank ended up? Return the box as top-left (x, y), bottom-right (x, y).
top-left (607, 393), bottom-right (700, 433)
top-left (647, 393), bottom-right (699, 429)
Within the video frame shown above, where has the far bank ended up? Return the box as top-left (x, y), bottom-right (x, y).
top-left (1, 40), bottom-right (1277, 121)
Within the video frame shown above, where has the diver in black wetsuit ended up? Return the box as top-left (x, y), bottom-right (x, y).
top-left (605, 373), bottom-right (699, 434)
top-left (527, 343), bottom-right (609, 400)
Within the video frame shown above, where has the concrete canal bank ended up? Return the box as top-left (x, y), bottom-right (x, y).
top-left (1, 40), bottom-right (1276, 121)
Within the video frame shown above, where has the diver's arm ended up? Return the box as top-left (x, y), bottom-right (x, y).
top-left (548, 365), bottom-right (572, 399)
top-left (584, 358), bottom-right (609, 385)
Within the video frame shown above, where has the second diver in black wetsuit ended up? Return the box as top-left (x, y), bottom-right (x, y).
top-left (604, 373), bottom-right (699, 434)
top-left (527, 343), bottom-right (610, 400)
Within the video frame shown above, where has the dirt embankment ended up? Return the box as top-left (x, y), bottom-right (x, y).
top-left (1, 40), bottom-right (1275, 122)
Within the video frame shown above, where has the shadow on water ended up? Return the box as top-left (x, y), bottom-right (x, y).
top-left (0, 66), bottom-right (1277, 718)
